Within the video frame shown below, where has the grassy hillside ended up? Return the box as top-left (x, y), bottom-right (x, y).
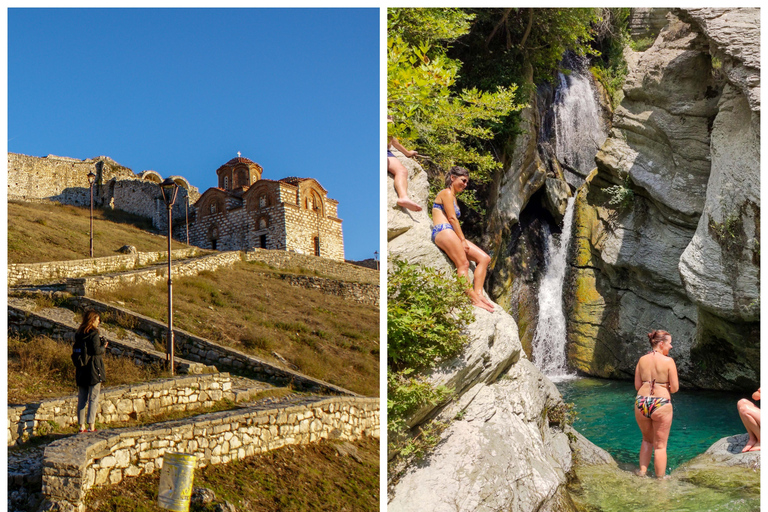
top-left (93, 261), bottom-right (380, 396)
top-left (8, 201), bottom-right (189, 263)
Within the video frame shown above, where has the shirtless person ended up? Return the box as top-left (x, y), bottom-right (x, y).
top-left (738, 388), bottom-right (760, 452)
top-left (387, 116), bottom-right (421, 212)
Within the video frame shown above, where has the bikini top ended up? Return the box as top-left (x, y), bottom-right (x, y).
top-left (642, 351), bottom-right (669, 395)
top-left (433, 201), bottom-right (460, 218)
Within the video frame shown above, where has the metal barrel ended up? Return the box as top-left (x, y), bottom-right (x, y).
top-left (157, 452), bottom-right (197, 512)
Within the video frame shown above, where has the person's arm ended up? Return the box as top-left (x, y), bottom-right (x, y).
top-left (668, 359), bottom-right (679, 394)
top-left (439, 189), bottom-right (469, 253)
top-left (390, 137), bottom-right (417, 158)
top-left (634, 360), bottom-right (642, 391)
top-left (87, 330), bottom-right (106, 356)
top-left (753, 388), bottom-right (760, 401)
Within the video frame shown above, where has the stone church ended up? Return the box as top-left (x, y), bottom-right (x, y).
top-left (186, 156), bottom-right (344, 261)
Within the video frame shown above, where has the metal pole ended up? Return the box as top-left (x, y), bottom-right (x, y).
top-left (89, 183), bottom-right (94, 258)
top-left (167, 204), bottom-right (175, 376)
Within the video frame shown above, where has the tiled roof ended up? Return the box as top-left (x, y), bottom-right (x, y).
top-left (225, 156), bottom-right (257, 166)
top-left (279, 177), bottom-right (311, 185)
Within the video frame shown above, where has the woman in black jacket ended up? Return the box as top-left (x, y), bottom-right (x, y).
top-left (74, 310), bottom-right (107, 433)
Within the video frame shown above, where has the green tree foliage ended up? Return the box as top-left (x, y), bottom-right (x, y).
top-left (387, 8), bottom-right (525, 212)
top-left (387, 259), bottom-right (474, 458)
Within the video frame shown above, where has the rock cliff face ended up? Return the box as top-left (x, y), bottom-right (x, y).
top-left (565, 9), bottom-right (759, 389)
top-left (387, 154), bottom-right (613, 512)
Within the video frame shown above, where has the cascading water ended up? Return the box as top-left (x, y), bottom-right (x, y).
top-left (552, 57), bottom-right (609, 186)
top-left (531, 197), bottom-right (576, 380)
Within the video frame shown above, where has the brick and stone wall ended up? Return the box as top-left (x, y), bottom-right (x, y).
top-left (244, 248), bottom-right (378, 284)
top-left (65, 251), bottom-right (243, 296)
top-left (8, 374), bottom-right (234, 446)
top-left (272, 274), bottom-right (379, 306)
top-left (8, 305), bottom-right (207, 375)
top-left (8, 248), bottom-right (200, 286)
top-left (41, 396), bottom-right (379, 511)
top-left (70, 298), bottom-right (357, 396)
top-left (7, 153), bottom-right (198, 231)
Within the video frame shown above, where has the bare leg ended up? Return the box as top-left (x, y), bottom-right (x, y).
top-left (635, 406), bottom-right (654, 476)
top-left (435, 230), bottom-right (492, 312)
top-left (651, 403), bottom-right (673, 478)
top-left (388, 157), bottom-right (421, 212)
top-left (738, 399), bottom-right (761, 451)
top-left (465, 241), bottom-right (494, 311)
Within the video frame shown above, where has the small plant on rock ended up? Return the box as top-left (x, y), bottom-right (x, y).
top-left (605, 174), bottom-right (634, 211)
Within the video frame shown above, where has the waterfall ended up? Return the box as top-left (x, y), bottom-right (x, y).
top-left (553, 60), bottom-right (609, 186)
top-left (531, 197), bottom-right (576, 380)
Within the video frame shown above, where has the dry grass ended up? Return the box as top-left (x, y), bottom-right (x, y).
top-left (8, 335), bottom-right (170, 405)
top-left (85, 436), bottom-right (379, 512)
top-left (8, 201), bottom-right (189, 263)
top-left (92, 261), bottom-right (380, 396)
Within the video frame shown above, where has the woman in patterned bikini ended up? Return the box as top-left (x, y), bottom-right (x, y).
top-left (634, 329), bottom-right (679, 478)
top-left (431, 166), bottom-right (494, 313)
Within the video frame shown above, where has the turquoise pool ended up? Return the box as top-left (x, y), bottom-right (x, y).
top-left (556, 377), bottom-right (748, 472)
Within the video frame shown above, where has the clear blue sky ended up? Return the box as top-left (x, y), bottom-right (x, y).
top-left (8, 8), bottom-right (380, 261)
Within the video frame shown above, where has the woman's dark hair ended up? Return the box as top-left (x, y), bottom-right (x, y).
top-left (78, 310), bottom-right (100, 334)
top-left (444, 166), bottom-right (469, 188)
top-left (648, 330), bottom-right (670, 348)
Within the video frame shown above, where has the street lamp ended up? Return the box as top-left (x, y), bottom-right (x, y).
top-left (374, 250), bottom-right (379, 271)
top-left (87, 171), bottom-right (96, 258)
top-left (160, 178), bottom-right (180, 375)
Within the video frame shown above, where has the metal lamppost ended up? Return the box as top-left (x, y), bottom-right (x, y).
top-left (160, 178), bottom-right (180, 375)
top-left (374, 250), bottom-right (379, 271)
top-left (87, 171), bottom-right (96, 257)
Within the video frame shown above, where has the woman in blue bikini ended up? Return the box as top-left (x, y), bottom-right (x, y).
top-left (634, 329), bottom-right (679, 478)
top-left (432, 166), bottom-right (494, 312)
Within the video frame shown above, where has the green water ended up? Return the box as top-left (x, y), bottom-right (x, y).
top-left (557, 377), bottom-right (746, 472)
top-left (558, 378), bottom-right (759, 512)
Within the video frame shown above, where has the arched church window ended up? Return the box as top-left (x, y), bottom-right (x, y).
top-left (259, 218), bottom-right (267, 230)
top-left (210, 203), bottom-right (217, 214)
top-left (259, 195), bottom-right (266, 208)
top-left (223, 176), bottom-right (229, 190)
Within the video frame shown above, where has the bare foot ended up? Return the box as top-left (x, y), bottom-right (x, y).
top-left (470, 295), bottom-right (495, 313)
top-left (656, 474), bottom-right (671, 480)
top-left (634, 469), bottom-right (647, 477)
top-left (397, 197), bottom-right (422, 212)
top-left (742, 436), bottom-right (757, 452)
top-left (479, 295), bottom-right (495, 311)
top-left (747, 442), bottom-right (760, 452)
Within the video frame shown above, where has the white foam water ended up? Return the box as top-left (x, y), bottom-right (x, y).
top-left (531, 197), bottom-right (576, 379)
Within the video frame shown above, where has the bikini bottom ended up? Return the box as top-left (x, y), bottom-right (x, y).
top-left (387, 151), bottom-right (395, 158)
top-left (635, 395), bottom-right (671, 419)
top-left (431, 223), bottom-right (454, 243)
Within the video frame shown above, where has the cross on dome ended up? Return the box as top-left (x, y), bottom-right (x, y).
top-left (237, 151), bottom-right (241, 158)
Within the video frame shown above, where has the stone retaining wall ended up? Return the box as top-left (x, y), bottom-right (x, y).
top-left (42, 397), bottom-right (379, 511)
top-left (8, 305), bottom-right (206, 375)
top-left (8, 249), bottom-right (200, 286)
top-left (8, 374), bottom-right (233, 446)
top-left (72, 298), bottom-right (356, 396)
top-left (65, 251), bottom-right (242, 296)
top-left (273, 273), bottom-right (379, 306)
top-left (244, 248), bottom-right (379, 284)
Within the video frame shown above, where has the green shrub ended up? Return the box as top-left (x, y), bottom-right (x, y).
top-left (605, 174), bottom-right (634, 210)
top-left (388, 259), bottom-right (474, 371)
top-left (387, 259), bottom-right (474, 460)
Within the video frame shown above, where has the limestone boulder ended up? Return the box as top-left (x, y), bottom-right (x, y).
top-left (679, 84), bottom-right (760, 323)
top-left (564, 9), bottom-right (759, 390)
top-left (671, 434), bottom-right (760, 497)
top-left (389, 359), bottom-right (590, 512)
